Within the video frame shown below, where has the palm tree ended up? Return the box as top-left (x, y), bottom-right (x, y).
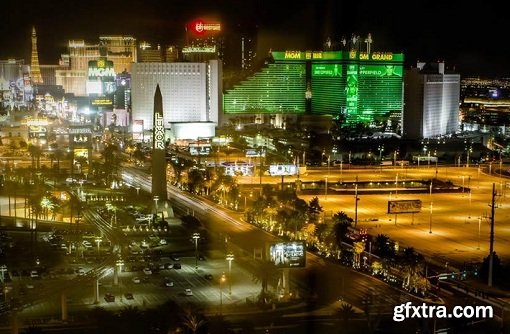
top-left (180, 305), bottom-right (207, 334)
top-left (27, 144), bottom-right (42, 169)
top-left (334, 303), bottom-right (356, 330)
top-left (308, 196), bottom-right (323, 224)
top-left (374, 234), bottom-right (395, 259)
top-left (187, 167), bottom-right (204, 194)
top-left (254, 260), bottom-right (279, 295)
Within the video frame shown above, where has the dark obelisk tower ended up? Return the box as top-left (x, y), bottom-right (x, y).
top-left (152, 84), bottom-right (167, 203)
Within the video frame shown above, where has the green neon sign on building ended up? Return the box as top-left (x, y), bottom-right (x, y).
top-left (223, 50), bottom-right (404, 125)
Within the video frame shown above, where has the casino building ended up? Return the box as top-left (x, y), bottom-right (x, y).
top-left (222, 49), bottom-right (404, 131)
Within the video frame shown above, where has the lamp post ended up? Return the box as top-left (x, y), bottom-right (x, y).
top-left (477, 216), bottom-right (481, 250)
top-left (429, 181), bottom-right (433, 234)
top-left (153, 195), bottom-right (159, 213)
top-left (135, 185), bottom-right (140, 196)
top-left (220, 272), bottom-right (226, 314)
top-left (114, 258), bottom-right (124, 286)
top-left (395, 174), bottom-right (399, 198)
top-left (95, 237), bottom-right (102, 255)
top-left (325, 176), bottom-right (328, 200)
top-left (192, 232), bottom-right (200, 269)
top-left (226, 252), bottom-right (234, 295)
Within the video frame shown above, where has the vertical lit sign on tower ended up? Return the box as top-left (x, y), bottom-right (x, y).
top-left (153, 113), bottom-right (165, 149)
top-left (346, 64), bottom-right (359, 121)
top-left (151, 84), bottom-right (167, 201)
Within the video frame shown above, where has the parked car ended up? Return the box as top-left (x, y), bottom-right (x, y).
top-left (104, 293), bottom-right (115, 303)
top-left (173, 263), bottom-right (181, 269)
top-left (184, 288), bottom-right (193, 296)
top-left (124, 293), bottom-right (134, 300)
top-left (132, 277), bottom-right (141, 284)
top-left (143, 268), bottom-right (152, 275)
top-left (204, 274), bottom-right (213, 280)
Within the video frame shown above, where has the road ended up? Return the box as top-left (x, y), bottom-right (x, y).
top-left (123, 166), bottom-right (428, 315)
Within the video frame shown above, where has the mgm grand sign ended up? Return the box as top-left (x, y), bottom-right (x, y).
top-left (88, 59), bottom-right (115, 80)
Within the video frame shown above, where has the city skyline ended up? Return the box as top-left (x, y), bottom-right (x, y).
top-left (0, 0), bottom-right (509, 77)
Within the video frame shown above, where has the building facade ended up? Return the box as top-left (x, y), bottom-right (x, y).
top-left (222, 50), bottom-right (404, 130)
top-left (130, 60), bottom-right (222, 131)
top-left (403, 62), bottom-right (460, 139)
top-left (56, 36), bottom-right (137, 96)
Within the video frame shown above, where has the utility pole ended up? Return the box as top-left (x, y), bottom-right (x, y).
top-left (488, 183), bottom-right (497, 287)
top-left (354, 183), bottom-right (359, 227)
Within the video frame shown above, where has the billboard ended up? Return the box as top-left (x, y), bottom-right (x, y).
top-left (87, 59), bottom-right (116, 97)
top-left (387, 200), bottom-right (422, 214)
top-left (269, 164), bottom-right (298, 176)
top-left (268, 242), bottom-right (306, 268)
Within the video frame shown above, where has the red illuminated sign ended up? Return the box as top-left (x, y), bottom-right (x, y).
top-left (187, 19), bottom-right (221, 36)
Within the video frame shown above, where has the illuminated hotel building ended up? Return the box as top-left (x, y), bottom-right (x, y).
top-left (403, 62), bottom-right (460, 139)
top-left (222, 50), bottom-right (404, 129)
top-left (183, 19), bottom-right (223, 63)
top-left (130, 60), bottom-right (222, 138)
top-left (56, 36), bottom-right (137, 96)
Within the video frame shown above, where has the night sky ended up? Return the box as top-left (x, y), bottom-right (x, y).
top-left (0, 0), bottom-right (507, 77)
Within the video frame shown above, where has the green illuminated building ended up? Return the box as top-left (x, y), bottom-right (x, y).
top-left (223, 50), bottom-right (404, 126)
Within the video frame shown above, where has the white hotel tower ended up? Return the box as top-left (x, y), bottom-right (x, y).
top-left (403, 61), bottom-right (460, 139)
top-left (130, 60), bottom-right (222, 140)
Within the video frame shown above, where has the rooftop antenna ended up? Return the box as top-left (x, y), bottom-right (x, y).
top-left (365, 33), bottom-right (373, 54)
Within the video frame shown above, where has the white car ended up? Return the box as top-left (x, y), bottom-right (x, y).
top-left (184, 288), bottom-right (193, 296)
top-left (143, 268), bottom-right (152, 275)
top-left (164, 280), bottom-right (174, 287)
top-left (132, 277), bottom-right (141, 284)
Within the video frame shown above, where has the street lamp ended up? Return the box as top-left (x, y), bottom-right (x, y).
top-left (226, 252), bottom-right (234, 295)
top-left (429, 181), bottom-right (433, 234)
top-left (477, 216), bottom-right (481, 250)
top-left (153, 195), bottom-right (159, 213)
top-left (114, 258), bottom-right (124, 286)
top-left (325, 176), bottom-right (328, 200)
top-left (95, 237), bottom-right (102, 255)
top-left (220, 272), bottom-right (226, 314)
top-left (192, 232), bottom-right (200, 269)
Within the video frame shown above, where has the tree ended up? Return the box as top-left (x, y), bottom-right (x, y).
top-left (27, 144), bottom-right (42, 169)
top-left (480, 252), bottom-right (504, 285)
top-left (308, 196), bottom-right (323, 217)
top-left (334, 303), bottom-right (356, 330)
top-left (353, 241), bottom-right (366, 268)
top-left (180, 304), bottom-right (207, 334)
top-left (373, 234), bottom-right (395, 259)
top-left (187, 168), bottom-right (205, 194)
top-left (254, 260), bottom-right (279, 295)
top-left (332, 211), bottom-right (354, 245)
